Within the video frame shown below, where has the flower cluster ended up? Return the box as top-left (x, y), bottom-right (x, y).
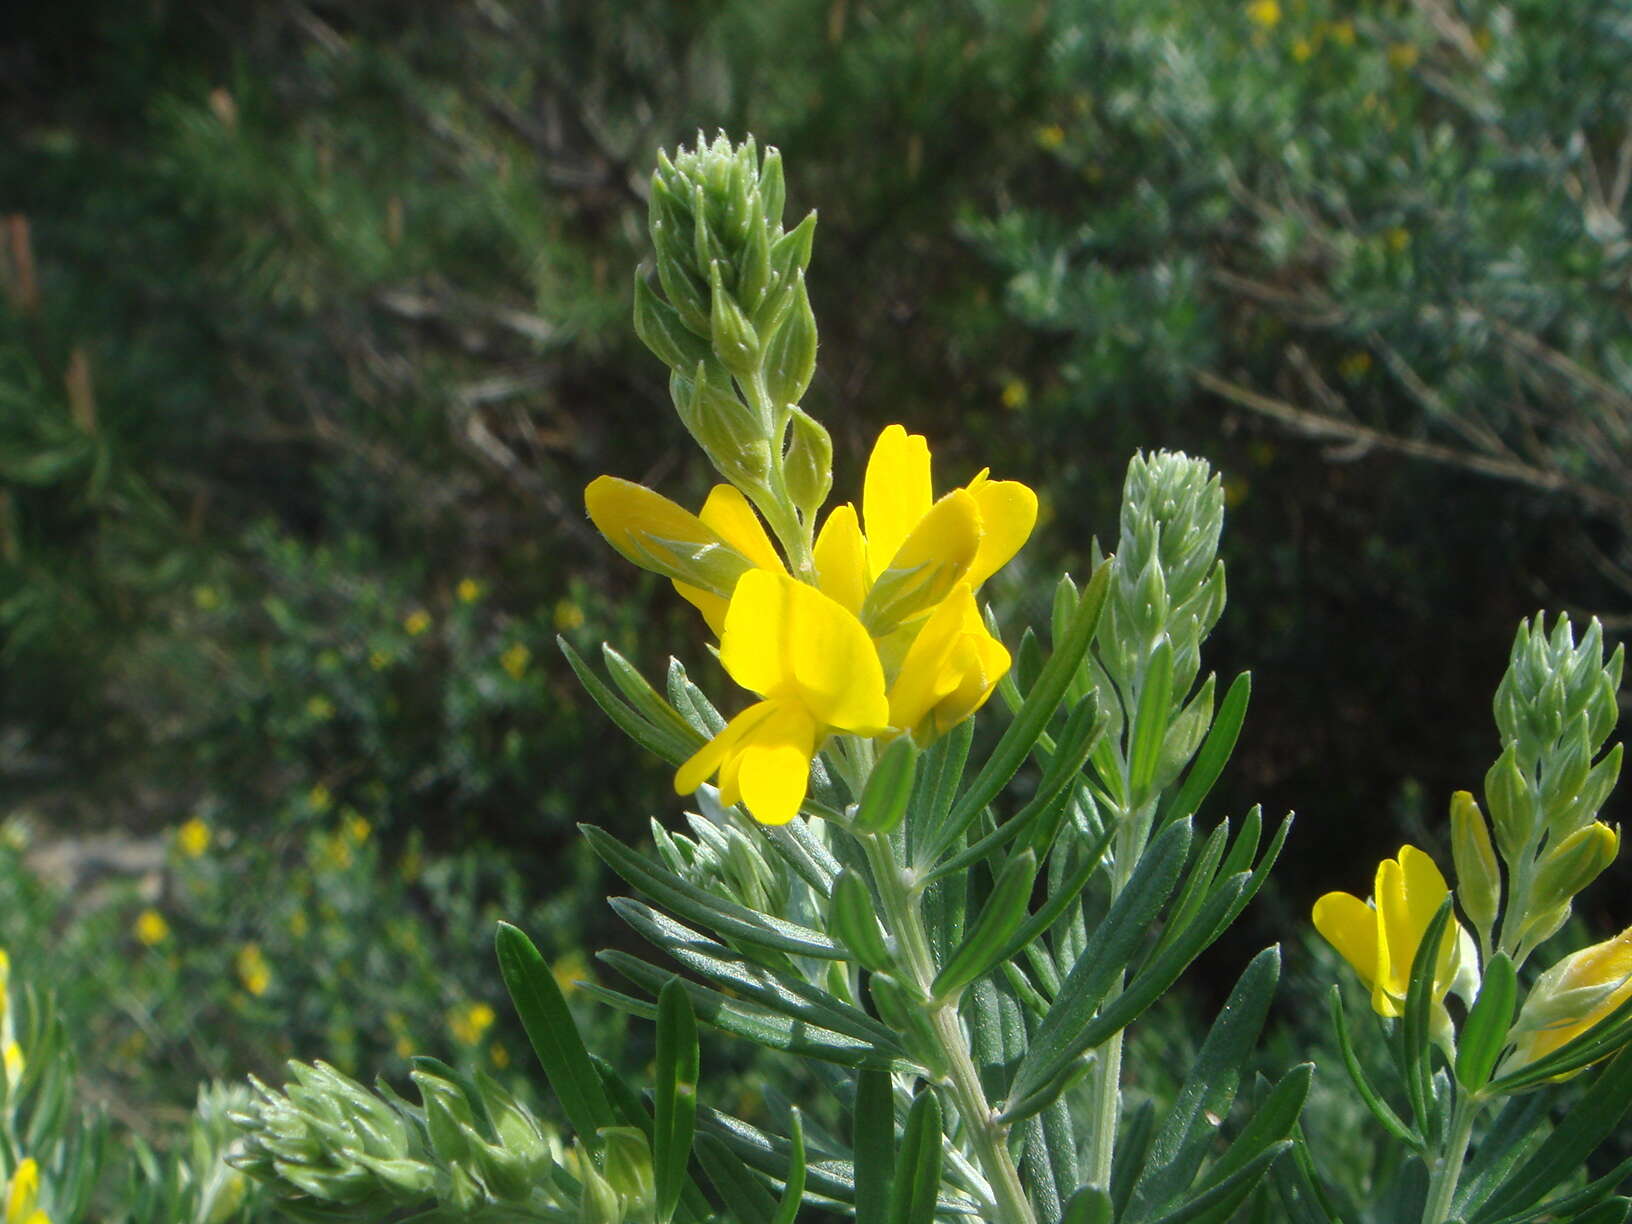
top-left (586, 424), bottom-right (1035, 823)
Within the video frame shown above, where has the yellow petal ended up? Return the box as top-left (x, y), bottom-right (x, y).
top-left (888, 586), bottom-right (1010, 740)
top-left (6, 1158), bottom-right (38, 1224)
top-left (813, 504), bottom-right (869, 614)
top-left (1313, 892), bottom-right (1382, 991)
top-left (697, 485), bottom-right (785, 574)
top-left (861, 489), bottom-right (981, 631)
top-left (672, 582), bottom-right (728, 637)
top-left (1376, 846), bottom-right (1456, 1002)
top-left (966, 478), bottom-right (1038, 589)
top-left (585, 476), bottom-right (750, 594)
top-left (734, 704), bottom-right (819, 825)
top-left (1521, 927), bottom-right (1632, 1064)
top-left (862, 425), bottom-right (933, 581)
top-left (674, 702), bottom-right (773, 796)
top-left (719, 571), bottom-right (888, 731)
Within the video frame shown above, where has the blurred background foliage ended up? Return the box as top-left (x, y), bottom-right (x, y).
top-left (1, 0), bottom-right (1629, 1197)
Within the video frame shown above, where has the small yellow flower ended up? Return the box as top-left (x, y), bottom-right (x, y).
top-left (5, 1156), bottom-right (46, 1224)
top-left (134, 909), bottom-right (170, 947)
top-left (343, 812), bottom-right (372, 845)
top-left (1338, 350), bottom-right (1373, 380)
top-left (553, 950), bottom-right (592, 997)
top-left (236, 944), bottom-right (271, 997)
top-left (1000, 378), bottom-right (1029, 410)
top-left (3, 1042), bottom-right (24, 1087)
top-left (449, 1001), bottom-right (497, 1046)
top-left (316, 831), bottom-right (353, 871)
top-left (369, 648), bottom-right (391, 671)
top-left (1223, 475), bottom-right (1251, 509)
top-left (1510, 927), bottom-right (1632, 1072)
top-left (1291, 37), bottom-right (1314, 62)
top-left (287, 909), bottom-right (310, 938)
top-left (457, 577), bottom-right (482, 604)
top-left (399, 845), bottom-right (423, 883)
top-left (308, 783), bottom-right (333, 814)
top-left (490, 1041), bottom-right (511, 1069)
top-left (1313, 845), bottom-right (1466, 1018)
top-left (501, 643), bottom-right (532, 679)
top-left (1387, 42), bottom-right (1419, 70)
top-left (193, 585), bottom-right (221, 611)
top-left (404, 609), bottom-right (432, 637)
top-left (676, 571), bottom-right (890, 825)
top-left (553, 599), bottom-right (586, 632)
top-left (395, 1034), bottom-right (414, 1058)
top-left (1385, 226), bottom-right (1411, 253)
top-left (305, 694), bottom-right (335, 720)
top-left (1329, 19), bottom-right (1356, 46)
top-left (1246, 0), bottom-right (1281, 28)
top-left (176, 817), bottom-right (211, 858)
top-left (1033, 124), bottom-right (1066, 151)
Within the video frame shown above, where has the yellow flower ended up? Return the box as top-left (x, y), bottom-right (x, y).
top-left (3, 1043), bottom-right (23, 1088)
top-left (1387, 42), bottom-right (1419, 70)
top-left (886, 585), bottom-right (1010, 743)
top-left (449, 1001), bottom-right (497, 1046)
top-left (1338, 350), bottom-right (1373, 380)
top-left (305, 694), bottom-right (335, 720)
top-left (813, 424), bottom-right (1036, 633)
top-left (134, 909), bottom-right (170, 947)
top-left (553, 950), bottom-right (592, 997)
top-left (1000, 378), bottom-right (1029, 410)
top-left (501, 642), bottom-right (531, 679)
top-left (236, 944), bottom-right (271, 997)
top-left (193, 585), bottom-right (221, 611)
top-left (176, 817), bottom-right (211, 858)
top-left (404, 609), bottom-right (432, 637)
top-left (308, 783), bottom-right (333, 814)
top-left (287, 909), bottom-right (310, 938)
top-left (395, 1034), bottom-right (414, 1058)
top-left (554, 598), bottom-right (586, 631)
top-left (1510, 927), bottom-right (1632, 1071)
top-left (676, 570), bottom-right (889, 824)
top-left (1246, 0), bottom-right (1281, 28)
top-left (1313, 844), bottom-right (1465, 1018)
top-left (1329, 19), bottom-right (1356, 45)
top-left (343, 813), bottom-right (372, 845)
top-left (1291, 37), bottom-right (1313, 61)
top-left (5, 1157), bottom-right (47, 1224)
top-left (1385, 225), bottom-right (1411, 252)
top-left (457, 577), bottom-right (481, 604)
top-left (1033, 124), bottom-right (1066, 151)
top-left (490, 1041), bottom-right (511, 1069)
top-left (369, 648), bottom-right (391, 671)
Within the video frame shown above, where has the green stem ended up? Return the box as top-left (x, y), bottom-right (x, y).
top-left (862, 833), bottom-right (1038, 1224)
top-left (1084, 811), bottom-right (1141, 1186)
top-left (1423, 1096), bottom-right (1480, 1224)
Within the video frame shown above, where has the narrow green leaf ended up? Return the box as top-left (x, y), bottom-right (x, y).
top-left (1479, 1157), bottom-right (1632, 1224)
top-left (1403, 897), bottom-right (1455, 1143)
top-left (769, 1108), bottom-right (807, 1224)
top-left (830, 869), bottom-right (893, 972)
top-left (989, 823), bottom-right (1116, 969)
top-left (1473, 1045), bottom-right (1632, 1223)
top-left (582, 824), bottom-right (845, 959)
top-left (888, 1089), bottom-right (944, 1224)
top-left (1125, 947), bottom-right (1281, 1220)
top-left (932, 849), bottom-right (1039, 1000)
top-left (854, 1068), bottom-right (894, 1224)
top-left (696, 1133), bottom-right (780, 1221)
top-left (1192, 1064), bottom-right (1310, 1194)
top-left (1128, 637), bottom-right (1175, 805)
top-left (1456, 952), bottom-right (1516, 1091)
top-left (1011, 817), bottom-right (1192, 1102)
top-left (1162, 672), bottom-right (1251, 826)
top-left (1145, 1142), bottom-right (1291, 1224)
top-left (655, 979), bottom-right (700, 1223)
top-left (561, 637), bottom-right (697, 765)
top-left (1453, 1094), bottom-right (1550, 1219)
top-left (855, 737), bottom-right (919, 834)
top-left (494, 922), bottom-right (615, 1144)
top-left (602, 644), bottom-right (709, 754)
top-left (912, 718), bottom-right (974, 860)
top-left (930, 559), bottom-right (1111, 860)
top-left (1328, 987), bottom-right (1422, 1149)
top-left (997, 1052), bottom-right (1096, 1126)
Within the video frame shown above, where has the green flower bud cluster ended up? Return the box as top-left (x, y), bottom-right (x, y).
top-left (231, 1059), bottom-right (565, 1219)
top-left (1466, 614), bottom-right (1625, 961)
top-left (636, 132), bottom-right (826, 564)
top-left (650, 811), bottom-right (789, 917)
top-left (1099, 451), bottom-right (1226, 700)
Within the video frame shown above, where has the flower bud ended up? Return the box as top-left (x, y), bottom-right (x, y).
top-left (599, 1127), bottom-right (654, 1217)
top-left (1484, 745), bottom-right (1533, 863)
top-left (578, 1158), bottom-right (626, 1224)
top-left (782, 407), bottom-right (832, 524)
top-left (1532, 821), bottom-right (1618, 913)
top-left (1450, 791), bottom-right (1500, 941)
top-left (1508, 926), bottom-right (1632, 1074)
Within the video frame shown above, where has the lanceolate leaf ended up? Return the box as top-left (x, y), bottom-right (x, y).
top-left (1328, 987), bottom-right (1422, 1149)
top-left (854, 1068), bottom-right (894, 1224)
top-left (1456, 951), bottom-right (1516, 1091)
top-left (1162, 671), bottom-right (1251, 827)
top-left (696, 1133), bottom-right (780, 1222)
top-left (1402, 897), bottom-right (1455, 1144)
top-left (654, 979), bottom-right (700, 1224)
top-left (561, 637), bottom-right (700, 766)
top-left (493, 922), bottom-right (616, 1145)
top-left (1127, 636), bottom-right (1175, 805)
top-left (854, 736), bottom-right (918, 835)
top-left (830, 869), bottom-right (893, 971)
top-left (932, 850), bottom-right (1039, 1000)
top-left (889, 1089), bottom-right (944, 1224)
top-left (769, 1108), bottom-right (808, 1224)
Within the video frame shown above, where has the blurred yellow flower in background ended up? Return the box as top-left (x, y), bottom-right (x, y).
top-left (236, 944), bottom-right (271, 997)
top-left (1247, 0), bottom-right (1281, 28)
top-left (4, 1157), bottom-right (48, 1224)
top-left (501, 643), bottom-right (531, 679)
top-left (449, 1001), bottom-right (497, 1046)
top-left (176, 817), bottom-right (211, 858)
top-left (134, 909), bottom-right (170, 947)
top-left (456, 577), bottom-right (482, 603)
top-left (404, 609), bottom-right (432, 637)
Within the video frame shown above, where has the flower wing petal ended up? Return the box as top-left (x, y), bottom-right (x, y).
top-left (698, 484), bottom-right (786, 574)
top-left (1313, 891), bottom-right (1383, 995)
top-left (966, 478), bottom-right (1038, 589)
top-left (813, 503), bottom-right (869, 614)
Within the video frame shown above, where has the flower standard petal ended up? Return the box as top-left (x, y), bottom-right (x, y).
top-left (813, 503), bottom-right (869, 614)
top-left (862, 425), bottom-right (933, 580)
top-left (965, 477), bottom-right (1039, 589)
top-left (860, 489), bottom-right (981, 632)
